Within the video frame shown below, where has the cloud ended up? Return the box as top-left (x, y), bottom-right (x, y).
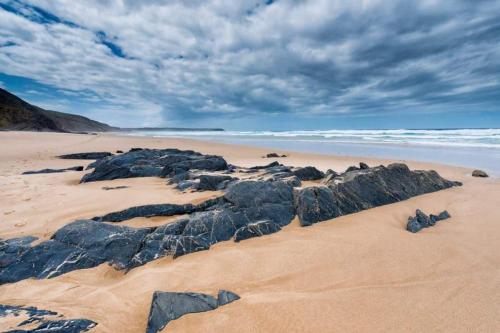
top-left (0, 0), bottom-right (499, 128)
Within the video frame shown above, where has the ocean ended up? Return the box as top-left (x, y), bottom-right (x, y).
top-left (127, 128), bottom-right (500, 176)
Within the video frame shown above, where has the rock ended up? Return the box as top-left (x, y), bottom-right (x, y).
top-left (93, 198), bottom-right (221, 222)
top-left (264, 153), bottom-right (280, 158)
top-left (129, 148), bottom-right (143, 152)
top-left (0, 236), bottom-right (38, 268)
top-left (296, 163), bottom-right (461, 226)
top-left (359, 162), bottom-right (369, 169)
top-left (0, 304), bottom-right (97, 333)
top-left (0, 220), bottom-right (150, 285)
top-left (249, 161), bottom-right (280, 170)
top-left (294, 186), bottom-right (338, 227)
top-left (102, 186), bottom-right (129, 190)
top-left (22, 166), bottom-right (84, 174)
top-left (415, 209), bottom-right (432, 227)
top-left (146, 290), bottom-right (239, 333)
top-left (292, 166), bottom-right (325, 181)
top-left (345, 165), bottom-right (359, 173)
top-left (430, 210), bottom-right (451, 223)
top-left (217, 290), bottom-right (241, 306)
top-left (116, 150), bottom-right (124, 153)
top-left (81, 148), bottom-right (227, 183)
top-left (198, 175), bottom-right (237, 191)
top-left (407, 209), bottom-right (452, 233)
top-left (406, 216), bottom-right (422, 233)
top-left (58, 152), bottom-right (112, 160)
top-left (472, 169), bottom-right (488, 177)
top-left (234, 220), bottom-right (281, 242)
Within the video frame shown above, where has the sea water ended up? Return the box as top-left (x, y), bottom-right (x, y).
top-left (127, 128), bottom-right (500, 176)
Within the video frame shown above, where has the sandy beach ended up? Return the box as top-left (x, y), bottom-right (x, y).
top-left (1, 131), bottom-right (499, 333)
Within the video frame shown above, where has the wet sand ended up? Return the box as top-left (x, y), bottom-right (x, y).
top-left (1, 131), bottom-right (499, 332)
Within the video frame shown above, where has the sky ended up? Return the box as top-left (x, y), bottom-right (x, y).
top-left (1, 0), bottom-right (499, 130)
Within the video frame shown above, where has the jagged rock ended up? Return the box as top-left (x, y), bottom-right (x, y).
top-left (0, 236), bottom-right (38, 268)
top-left (294, 186), bottom-right (338, 227)
top-left (472, 169), bottom-right (488, 177)
top-left (292, 166), bottom-right (324, 181)
top-left (359, 162), bottom-right (369, 169)
top-left (430, 210), bottom-right (451, 224)
top-left (93, 198), bottom-right (221, 222)
top-left (198, 175), bottom-right (237, 191)
top-left (129, 148), bottom-right (143, 152)
top-left (295, 163), bottom-right (461, 226)
top-left (345, 165), bottom-right (359, 172)
top-left (22, 166), bottom-right (83, 175)
top-left (406, 216), bottom-right (422, 233)
top-left (0, 220), bottom-right (150, 284)
top-left (0, 304), bottom-right (96, 333)
top-left (146, 290), bottom-right (239, 333)
top-left (407, 209), bottom-right (451, 233)
top-left (81, 148), bottom-right (227, 183)
top-left (58, 152), bottom-right (112, 160)
top-left (416, 209), bottom-right (433, 227)
top-left (234, 220), bottom-right (281, 242)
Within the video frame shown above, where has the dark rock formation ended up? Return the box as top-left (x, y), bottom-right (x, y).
top-left (234, 220), bottom-right (281, 242)
top-left (345, 165), bottom-right (360, 172)
top-left (93, 198), bottom-right (221, 223)
top-left (292, 166), bottom-right (324, 181)
top-left (81, 148), bottom-right (227, 183)
top-left (116, 150), bottom-right (124, 153)
top-left (472, 169), bottom-right (489, 177)
top-left (294, 163), bottom-right (461, 226)
top-left (359, 162), bottom-right (369, 169)
top-left (198, 175), bottom-right (237, 191)
top-left (1, 163), bottom-right (461, 285)
top-left (294, 186), bottom-right (337, 227)
top-left (146, 290), bottom-right (239, 333)
top-left (0, 304), bottom-right (96, 333)
top-left (0, 220), bottom-right (150, 284)
top-left (22, 166), bottom-right (84, 175)
top-left (406, 209), bottom-right (451, 233)
top-left (264, 153), bottom-right (280, 158)
top-left (249, 161), bottom-right (280, 170)
top-left (59, 152), bottom-right (113, 160)
top-left (102, 186), bottom-right (129, 190)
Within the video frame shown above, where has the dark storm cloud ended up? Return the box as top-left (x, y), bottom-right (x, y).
top-left (0, 0), bottom-right (499, 127)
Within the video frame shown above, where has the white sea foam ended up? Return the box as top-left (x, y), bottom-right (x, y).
top-left (129, 128), bottom-right (500, 149)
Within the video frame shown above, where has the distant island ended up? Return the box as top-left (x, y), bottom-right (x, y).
top-left (0, 88), bottom-right (224, 133)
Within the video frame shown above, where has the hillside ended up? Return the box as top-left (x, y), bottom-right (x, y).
top-left (0, 88), bottom-right (115, 132)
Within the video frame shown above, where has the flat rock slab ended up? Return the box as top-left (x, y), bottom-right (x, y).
top-left (22, 166), bottom-right (83, 175)
top-left (0, 304), bottom-right (96, 333)
top-left (146, 290), bottom-right (240, 333)
top-left (58, 152), bottom-right (113, 160)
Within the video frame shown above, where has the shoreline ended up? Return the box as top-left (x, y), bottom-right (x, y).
top-left (1, 131), bottom-right (499, 333)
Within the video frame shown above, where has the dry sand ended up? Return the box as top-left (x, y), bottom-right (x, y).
top-left (0, 131), bottom-right (499, 332)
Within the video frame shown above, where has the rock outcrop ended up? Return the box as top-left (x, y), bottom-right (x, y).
top-left (406, 209), bottom-right (451, 233)
top-left (22, 166), bottom-right (84, 175)
top-left (292, 166), bottom-right (324, 181)
top-left (58, 152), bottom-right (113, 160)
top-left (294, 163), bottom-right (461, 226)
top-left (0, 304), bottom-right (96, 333)
top-left (1, 163), bottom-right (461, 285)
top-left (80, 149), bottom-right (228, 183)
top-left (472, 169), bottom-right (489, 177)
top-left (146, 290), bottom-right (239, 333)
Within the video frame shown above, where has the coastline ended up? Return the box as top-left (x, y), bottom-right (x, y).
top-left (1, 131), bottom-right (499, 332)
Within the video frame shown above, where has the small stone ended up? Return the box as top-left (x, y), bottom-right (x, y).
top-left (472, 170), bottom-right (488, 177)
